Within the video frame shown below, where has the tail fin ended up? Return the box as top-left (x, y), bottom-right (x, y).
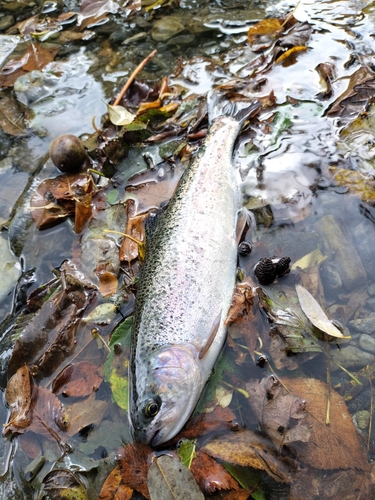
top-left (207, 91), bottom-right (260, 126)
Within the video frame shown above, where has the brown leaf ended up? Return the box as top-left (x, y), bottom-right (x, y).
top-left (289, 466), bottom-right (375, 500)
top-left (177, 406), bottom-right (240, 442)
top-left (0, 93), bottom-right (26, 136)
top-left (120, 199), bottom-right (146, 264)
top-left (4, 365), bottom-right (32, 435)
top-left (98, 270), bottom-right (118, 297)
top-left (66, 393), bottom-right (107, 436)
top-left (22, 43), bottom-right (59, 72)
top-left (191, 451), bottom-right (238, 493)
top-left (247, 376), bottom-right (369, 470)
top-left (329, 166), bottom-right (375, 205)
top-left (118, 443), bottom-right (152, 499)
top-left (98, 465), bottom-right (133, 500)
top-left (225, 281), bottom-right (256, 325)
top-left (223, 491), bottom-right (251, 500)
top-left (327, 65), bottom-right (375, 117)
top-left (315, 62), bottom-right (336, 98)
top-left (247, 18), bottom-right (283, 47)
top-left (201, 429), bottom-right (293, 483)
top-left (29, 386), bottom-right (68, 440)
top-left (74, 193), bottom-right (93, 233)
top-left (52, 361), bottom-right (102, 397)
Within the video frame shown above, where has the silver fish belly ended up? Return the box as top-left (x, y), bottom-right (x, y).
top-left (129, 112), bottom-right (245, 446)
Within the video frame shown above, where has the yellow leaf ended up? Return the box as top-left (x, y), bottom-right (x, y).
top-left (275, 46), bottom-right (308, 64)
top-left (247, 18), bottom-right (283, 45)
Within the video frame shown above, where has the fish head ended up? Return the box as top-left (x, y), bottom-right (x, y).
top-left (130, 344), bottom-right (203, 446)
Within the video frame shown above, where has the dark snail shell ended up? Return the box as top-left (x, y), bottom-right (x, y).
top-left (238, 241), bottom-right (253, 256)
top-left (254, 257), bottom-right (277, 285)
top-left (274, 256), bottom-right (291, 277)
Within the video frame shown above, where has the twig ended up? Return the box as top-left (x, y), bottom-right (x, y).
top-left (368, 380), bottom-right (373, 455)
top-left (114, 49), bottom-right (157, 106)
top-left (326, 346), bottom-right (331, 425)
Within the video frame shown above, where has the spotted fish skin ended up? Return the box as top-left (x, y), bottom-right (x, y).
top-left (129, 97), bottom-right (259, 446)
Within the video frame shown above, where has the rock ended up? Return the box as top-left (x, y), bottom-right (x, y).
top-left (358, 334), bottom-right (375, 354)
top-left (348, 314), bottom-right (375, 335)
top-left (0, 15), bottom-right (14, 31)
top-left (314, 215), bottom-right (367, 291)
top-left (151, 17), bottom-right (185, 42)
top-left (354, 410), bottom-right (371, 430)
top-left (331, 345), bottom-right (375, 370)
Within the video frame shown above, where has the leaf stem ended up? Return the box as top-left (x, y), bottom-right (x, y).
top-left (114, 49), bottom-right (157, 106)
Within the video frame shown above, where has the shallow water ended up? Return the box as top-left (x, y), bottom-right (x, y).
top-left (1, 0), bottom-right (375, 497)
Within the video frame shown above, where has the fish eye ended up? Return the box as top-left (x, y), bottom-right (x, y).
top-left (144, 397), bottom-right (161, 418)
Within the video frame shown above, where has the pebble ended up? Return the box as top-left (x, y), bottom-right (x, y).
top-left (331, 345), bottom-right (375, 370)
top-left (151, 17), bottom-right (185, 42)
top-left (358, 334), bottom-right (375, 354)
top-left (0, 14), bottom-right (14, 31)
top-left (354, 410), bottom-right (371, 430)
top-left (348, 313), bottom-right (375, 335)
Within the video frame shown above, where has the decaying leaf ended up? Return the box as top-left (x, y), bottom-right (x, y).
top-left (180, 406), bottom-right (240, 441)
top-left (30, 173), bottom-right (96, 231)
top-left (295, 284), bottom-right (349, 338)
top-left (66, 392), bottom-right (107, 436)
top-left (52, 361), bottom-right (103, 397)
top-left (191, 451), bottom-right (239, 494)
top-left (0, 92), bottom-right (26, 135)
top-left (327, 65), bottom-right (375, 117)
top-left (247, 18), bottom-right (283, 47)
top-left (315, 62), bottom-right (336, 98)
top-left (275, 46), bottom-right (308, 65)
top-left (329, 166), bottom-right (375, 205)
top-left (120, 200), bottom-right (147, 263)
top-left (148, 455), bottom-right (204, 500)
top-left (247, 376), bottom-right (369, 470)
top-left (43, 469), bottom-right (88, 500)
top-left (118, 443), bottom-right (152, 499)
top-left (98, 465), bottom-right (133, 500)
top-left (201, 429), bottom-right (292, 483)
top-left (5, 365), bottom-right (33, 434)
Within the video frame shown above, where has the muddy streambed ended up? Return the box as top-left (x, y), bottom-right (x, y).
top-left (1, 0), bottom-right (375, 498)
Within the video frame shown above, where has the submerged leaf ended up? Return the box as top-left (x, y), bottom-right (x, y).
top-left (43, 469), bottom-right (88, 500)
top-left (329, 166), bottom-right (375, 204)
top-left (295, 284), bottom-right (349, 338)
top-left (147, 455), bottom-right (204, 500)
top-left (5, 365), bottom-right (32, 434)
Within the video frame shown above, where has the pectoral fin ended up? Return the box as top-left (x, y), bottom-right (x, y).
top-left (199, 310), bottom-right (222, 359)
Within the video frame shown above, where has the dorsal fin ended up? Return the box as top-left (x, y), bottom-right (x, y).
top-left (199, 310), bottom-right (222, 359)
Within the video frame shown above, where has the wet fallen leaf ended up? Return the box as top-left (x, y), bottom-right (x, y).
top-left (83, 303), bottom-right (118, 325)
top-left (7, 283), bottom-right (94, 379)
top-left (275, 46), bottom-right (308, 65)
top-left (98, 270), bottom-right (119, 297)
top-left (222, 464), bottom-right (264, 500)
top-left (5, 365), bottom-right (32, 434)
top-left (180, 406), bottom-right (239, 442)
top-left (22, 42), bottom-right (59, 71)
top-left (201, 429), bottom-right (292, 483)
top-left (0, 92), bottom-right (26, 135)
top-left (247, 376), bottom-right (369, 470)
top-left (329, 166), bottom-right (375, 205)
top-left (43, 469), bottom-right (88, 500)
top-left (66, 392), bottom-right (107, 436)
top-left (120, 200), bottom-right (147, 263)
top-left (315, 62), bottom-right (336, 98)
top-left (98, 465), bottom-right (133, 500)
top-left (296, 284), bottom-right (349, 338)
top-left (327, 65), bottom-right (375, 117)
top-left (148, 455), bottom-right (204, 500)
top-left (247, 18), bottom-right (283, 48)
top-left (226, 280), bottom-right (256, 325)
top-left (191, 451), bottom-right (239, 494)
top-left (118, 443), bottom-right (152, 499)
top-left (52, 361), bottom-right (103, 397)
top-left (289, 466), bottom-right (375, 500)
top-left (291, 247), bottom-right (327, 271)
top-left (28, 386), bottom-right (68, 440)
top-left (30, 173), bottom-right (96, 231)
top-left (177, 439), bottom-right (196, 469)
top-left (107, 104), bottom-right (136, 126)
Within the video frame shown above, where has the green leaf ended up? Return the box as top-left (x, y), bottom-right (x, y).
top-left (107, 104), bottom-right (136, 126)
top-left (109, 368), bottom-right (129, 411)
top-left (177, 439), bottom-right (196, 469)
top-left (223, 463), bottom-right (265, 500)
top-left (109, 316), bottom-right (133, 347)
top-left (106, 189), bottom-right (119, 205)
top-left (296, 285), bottom-right (350, 339)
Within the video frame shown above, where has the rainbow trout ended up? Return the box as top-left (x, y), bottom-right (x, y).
top-left (129, 93), bottom-right (260, 446)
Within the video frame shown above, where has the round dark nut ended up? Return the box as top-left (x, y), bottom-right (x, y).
top-left (238, 241), bottom-right (253, 256)
top-left (49, 134), bottom-right (87, 173)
